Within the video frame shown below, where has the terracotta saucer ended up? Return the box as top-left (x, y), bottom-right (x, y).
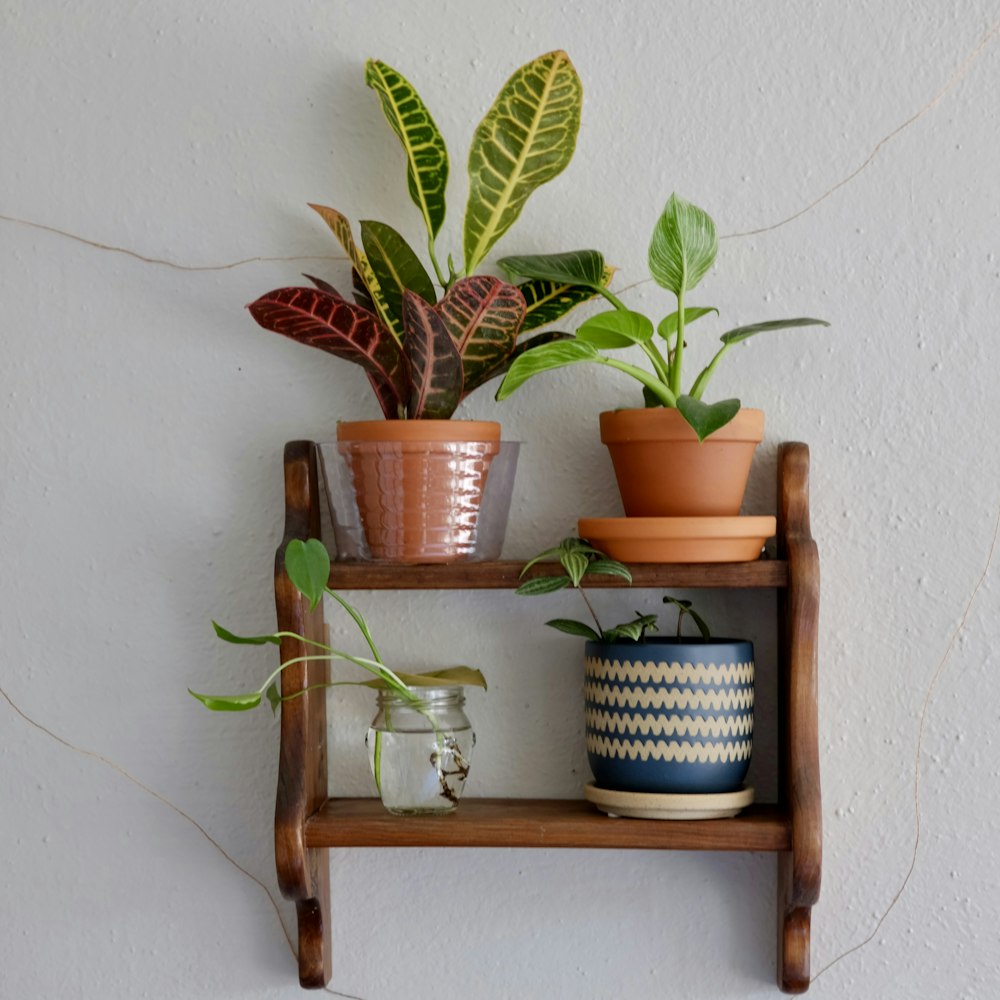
top-left (584, 783), bottom-right (754, 821)
top-left (577, 516), bottom-right (776, 563)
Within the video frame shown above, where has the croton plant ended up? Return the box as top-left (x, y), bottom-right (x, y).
top-left (248, 51), bottom-right (610, 419)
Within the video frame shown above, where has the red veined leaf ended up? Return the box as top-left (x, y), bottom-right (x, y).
top-left (432, 275), bottom-right (527, 396)
top-left (247, 287), bottom-right (407, 419)
top-left (401, 290), bottom-right (463, 419)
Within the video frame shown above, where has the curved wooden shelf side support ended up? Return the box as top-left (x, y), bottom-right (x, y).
top-left (274, 442), bottom-right (332, 989)
top-left (776, 443), bottom-right (822, 993)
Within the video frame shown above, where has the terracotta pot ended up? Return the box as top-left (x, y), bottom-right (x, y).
top-left (335, 420), bottom-right (501, 564)
top-left (599, 407), bottom-right (765, 517)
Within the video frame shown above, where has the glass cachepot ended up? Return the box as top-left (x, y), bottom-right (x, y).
top-left (366, 686), bottom-right (475, 815)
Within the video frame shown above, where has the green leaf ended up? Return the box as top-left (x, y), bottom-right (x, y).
top-left (664, 596), bottom-right (712, 639)
top-left (360, 221), bottom-right (437, 326)
top-left (657, 307), bottom-right (719, 342)
top-left (687, 317), bottom-right (830, 401)
top-left (515, 575), bottom-right (570, 596)
top-left (265, 683), bottom-right (281, 715)
top-left (212, 621), bottom-right (280, 646)
top-left (188, 689), bottom-right (263, 712)
top-left (494, 339), bottom-right (599, 400)
top-left (603, 613), bottom-right (658, 642)
top-left (676, 395), bottom-right (742, 442)
top-left (546, 618), bottom-right (602, 640)
top-left (365, 59), bottom-right (449, 241)
top-left (648, 194), bottom-right (718, 296)
top-left (358, 665), bottom-right (488, 690)
top-left (514, 265), bottom-right (613, 332)
top-left (586, 559), bottom-right (632, 583)
top-left (576, 309), bottom-right (654, 349)
top-left (498, 250), bottom-right (607, 290)
top-left (559, 550), bottom-right (590, 588)
top-left (720, 316), bottom-right (830, 346)
top-left (308, 204), bottom-right (403, 343)
top-left (285, 538), bottom-right (331, 610)
top-left (464, 51), bottom-right (583, 273)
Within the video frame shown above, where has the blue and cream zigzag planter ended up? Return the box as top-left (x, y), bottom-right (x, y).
top-left (584, 637), bottom-right (754, 794)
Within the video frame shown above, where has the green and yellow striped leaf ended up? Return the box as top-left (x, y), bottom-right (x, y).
top-left (463, 51), bottom-right (583, 274)
top-left (365, 59), bottom-right (450, 242)
top-left (309, 203), bottom-right (404, 343)
top-left (360, 219), bottom-right (437, 328)
top-left (512, 265), bottom-right (615, 332)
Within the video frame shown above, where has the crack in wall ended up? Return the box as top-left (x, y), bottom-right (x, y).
top-left (0, 683), bottom-right (366, 1000)
top-left (1, 19), bottom-right (997, 270)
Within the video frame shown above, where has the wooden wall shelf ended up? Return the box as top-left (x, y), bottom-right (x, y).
top-left (272, 440), bottom-right (822, 993)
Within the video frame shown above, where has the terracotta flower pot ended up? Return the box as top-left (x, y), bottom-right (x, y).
top-left (599, 407), bottom-right (765, 517)
top-left (335, 420), bottom-right (501, 564)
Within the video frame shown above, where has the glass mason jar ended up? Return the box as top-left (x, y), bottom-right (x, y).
top-left (366, 686), bottom-right (475, 815)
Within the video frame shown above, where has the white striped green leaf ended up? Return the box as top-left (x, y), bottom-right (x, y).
top-left (648, 194), bottom-right (718, 296)
top-left (365, 59), bottom-right (449, 241)
top-left (463, 51), bottom-right (583, 274)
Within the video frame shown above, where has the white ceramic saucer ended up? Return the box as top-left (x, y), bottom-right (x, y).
top-left (584, 783), bottom-right (754, 820)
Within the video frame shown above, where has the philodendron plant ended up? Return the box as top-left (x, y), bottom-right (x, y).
top-left (516, 537), bottom-right (710, 641)
top-left (496, 193), bottom-right (830, 440)
top-left (190, 538), bottom-right (486, 714)
top-left (248, 52), bottom-right (610, 420)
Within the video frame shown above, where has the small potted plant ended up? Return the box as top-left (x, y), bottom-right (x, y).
top-left (495, 194), bottom-right (829, 518)
top-left (191, 539), bottom-right (486, 814)
top-left (247, 52), bottom-right (609, 562)
top-left (518, 538), bottom-right (755, 818)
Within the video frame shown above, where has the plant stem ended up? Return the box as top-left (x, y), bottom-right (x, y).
top-left (327, 589), bottom-right (383, 664)
top-left (579, 588), bottom-right (604, 638)
top-left (597, 286), bottom-right (630, 312)
top-left (671, 287), bottom-right (685, 397)
top-left (601, 357), bottom-right (678, 406)
top-left (427, 235), bottom-right (448, 289)
top-left (640, 340), bottom-right (672, 387)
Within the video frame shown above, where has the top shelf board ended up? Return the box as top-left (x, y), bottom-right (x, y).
top-left (327, 559), bottom-right (788, 591)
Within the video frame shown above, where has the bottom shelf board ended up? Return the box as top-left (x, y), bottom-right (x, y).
top-left (304, 798), bottom-right (790, 852)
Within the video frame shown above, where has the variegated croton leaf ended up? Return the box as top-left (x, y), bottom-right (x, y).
top-left (247, 287), bottom-right (408, 419)
top-left (430, 275), bottom-right (527, 396)
top-left (401, 290), bottom-right (463, 419)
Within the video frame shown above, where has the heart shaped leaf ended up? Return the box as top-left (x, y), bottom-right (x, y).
top-left (719, 316), bottom-right (831, 346)
top-left (464, 51), bottom-right (583, 273)
top-left (656, 306), bottom-right (719, 342)
top-left (648, 193), bottom-right (718, 296)
top-left (365, 59), bottom-right (449, 241)
top-left (676, 394), bottom-right (741, 442)
top-left (515, 576), bottom-right (571, 596)
top-left (285, 538), bottom-right (331, 610)
top-left (212, 621), bottom-right (280, 646)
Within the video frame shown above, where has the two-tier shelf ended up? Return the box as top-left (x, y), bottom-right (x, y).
top-left (272, 440), bottom-right (821, 992)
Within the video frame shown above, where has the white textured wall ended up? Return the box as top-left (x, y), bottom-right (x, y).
top-left (3, 2), bottom-right (999, 998)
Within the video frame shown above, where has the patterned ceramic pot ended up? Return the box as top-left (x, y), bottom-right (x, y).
top-left (584, 637), bottom-right (754, 794)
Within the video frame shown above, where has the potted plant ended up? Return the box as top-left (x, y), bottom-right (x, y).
top-left (247, 52), bottom-right (609, 562)
top-left (191, 539), bottom-right (486, 814)
top-left (518, 538), bottom-right (754, 818)
top-left (495, 194), bottom-right (829, 517)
